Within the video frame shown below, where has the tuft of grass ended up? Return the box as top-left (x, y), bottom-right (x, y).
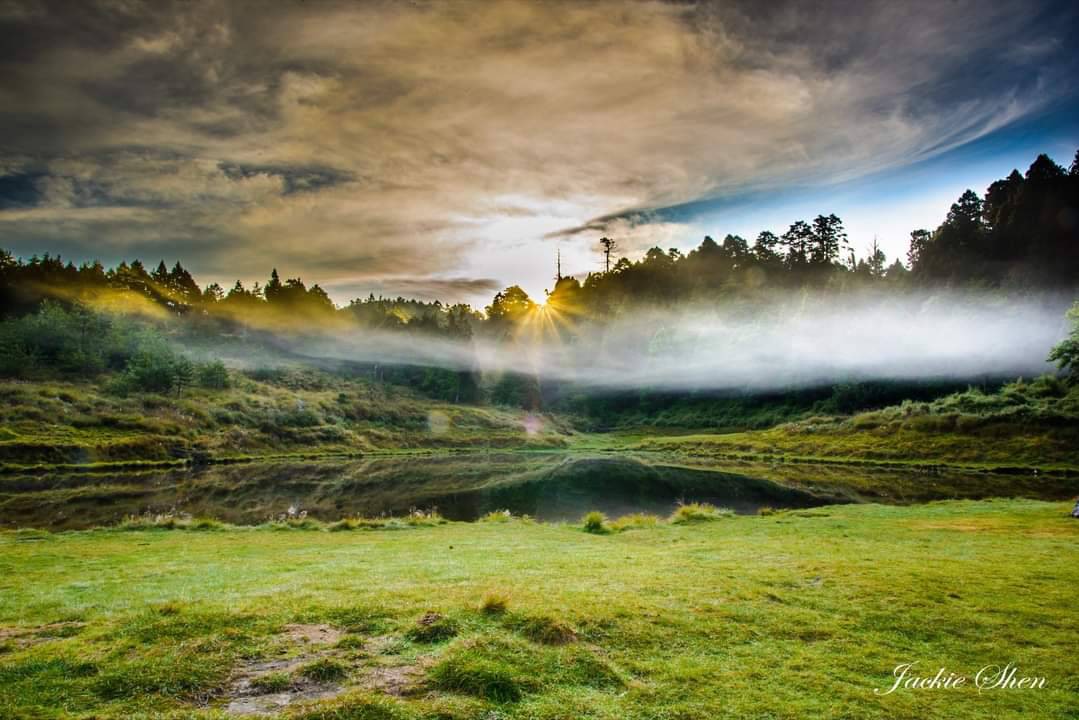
top-left (428, 634), bottom-right (619, 703)
top-left (321, 605), bottom-right (389, 634)
top-left (405, 508), bottom-right (444, 526)
top-left (292, 691), bottom-right (418, 719)
top-left (405, 612), bottom-right (458, 643)
top-left (428, 638), bottom-right (530, 702)
top-left (580, 510), bottom-right (608, 534)
top-left (669, 502), bottom-right (733, 524)
top-left (328, 517), bottom-right (387, 531)
top-left (154, 601), bottom-right (184, 616)
top-left (609, 512), bottom-right (660, 531)
top-left (299, 658), bottom-right (349, 683)
top-left (251, 672), bottom-right (292, 692)
top-left (758, 506), bottom-right (777, 516)
top-left (504, 613), bottom-right (577, 645)
top-left (479, 509), bottom-right (514, 523)
top-left (335, 635), bottom-right (366, 650)
top-left (479, 592), bottom-right (509, 615)
top-left (117, 514), bottom-right (231, 531)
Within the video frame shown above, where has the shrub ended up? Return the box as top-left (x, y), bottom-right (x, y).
top-left (581, 510), bottom-right (608, 534)
top-left (669, 502), bottom-right (733, 524)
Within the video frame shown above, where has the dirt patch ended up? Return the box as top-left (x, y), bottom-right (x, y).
top-left (227, 684), bottom-right (343, 717)
top-left (223, 625), bottom-right (348, 716)
top-left (282, 623), bottom-right (343, 645)
top-left (358, 659), bottom-right (432, 697)
top-left (364, 634), bottom-right (405, 655)
top-left (225, 655), bottom-right (345, 716)
top-left (222, 624), bottom-right (428, 715)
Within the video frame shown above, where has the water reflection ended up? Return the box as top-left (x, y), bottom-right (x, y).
top-left (1, 452), bottom-right (1074, 530)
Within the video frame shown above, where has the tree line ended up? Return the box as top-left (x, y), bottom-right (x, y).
top-left (1, 148), bottom-right (1076, 343)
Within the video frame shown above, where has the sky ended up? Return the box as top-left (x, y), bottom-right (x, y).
top-left (1, 0), bottom-right (1077, 306)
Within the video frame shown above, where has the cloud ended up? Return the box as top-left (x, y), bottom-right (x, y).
top-left (0, 0), bottom-right (1075, 301)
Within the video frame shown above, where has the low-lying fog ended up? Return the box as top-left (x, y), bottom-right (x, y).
top-left (289, 291), bottom-right (1072, 391)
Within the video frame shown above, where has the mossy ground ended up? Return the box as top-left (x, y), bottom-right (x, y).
top-left (2, 499), bottom-right (1076, 719)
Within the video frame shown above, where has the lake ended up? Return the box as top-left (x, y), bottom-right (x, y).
top-left (1, 452), bottom-right (1074, 530)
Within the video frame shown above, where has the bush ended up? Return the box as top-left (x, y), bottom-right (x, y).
top-left (581, 510), bottom-right (608, 534)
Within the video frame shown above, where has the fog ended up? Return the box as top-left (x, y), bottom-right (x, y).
top-left (291, 291), bottom-right (1071, 392)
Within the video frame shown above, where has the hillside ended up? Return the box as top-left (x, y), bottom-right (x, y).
top-left (0, 368), bottom-right (574, 471)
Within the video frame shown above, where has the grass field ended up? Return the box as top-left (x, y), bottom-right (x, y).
top-left (2, 499), bottom-right (1076, 719)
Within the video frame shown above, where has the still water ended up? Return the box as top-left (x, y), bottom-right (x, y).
top-left (1, 453), bottom-right (1073, 530)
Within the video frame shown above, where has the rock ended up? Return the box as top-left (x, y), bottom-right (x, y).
top-left (1071, 500), bottom-right (1079, 518)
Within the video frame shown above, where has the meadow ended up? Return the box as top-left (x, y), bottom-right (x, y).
top-left (1, 499), bottom-right (1076, 719)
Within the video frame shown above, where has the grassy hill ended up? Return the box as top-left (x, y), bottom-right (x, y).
top-left (0, 368), bottom-right (575, 471)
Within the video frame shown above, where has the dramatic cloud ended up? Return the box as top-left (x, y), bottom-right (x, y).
top-left (0, 0), bottom-right (1076, 302)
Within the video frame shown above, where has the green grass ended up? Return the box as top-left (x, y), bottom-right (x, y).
top-left (1, 499), bottom-right (1076, 718)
